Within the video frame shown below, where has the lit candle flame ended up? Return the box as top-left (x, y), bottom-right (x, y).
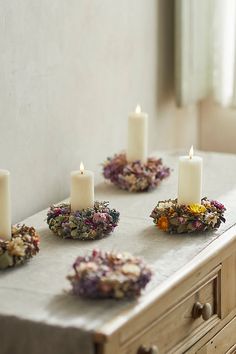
top-left (189, 146), bottom-right (194, 159)
top-left (80, 161), bottom-right (85, 174)
top-left (135, 104), bottom-right (141, 114)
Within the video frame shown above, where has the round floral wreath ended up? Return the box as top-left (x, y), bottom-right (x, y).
top-left (68, 249), bottom-right (152, 299)
top-left (0, 225), bottom-right (40, 270)
top-left (102, 153), bottom-right (170, 192)
top-left (47, 201), bottom-right (120, 240)
top-left (150, 198), bottom-right (226, 234)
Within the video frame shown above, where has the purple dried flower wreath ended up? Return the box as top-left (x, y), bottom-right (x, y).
top-left (150, 197), bottom-right (226, 234)
top-left (68, 249), bottom-right (152, 299)
top-left (47, 201), bottom-right (120, 240)
top-left (103, 153), bottom-right (170, 192)
top-left (0, 225), bottom-right (40, 269)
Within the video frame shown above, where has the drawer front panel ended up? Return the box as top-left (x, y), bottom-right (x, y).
top-left (197, 316), bottom-right (236, 354)
top-left (121, 267), bottom-right (221, 354)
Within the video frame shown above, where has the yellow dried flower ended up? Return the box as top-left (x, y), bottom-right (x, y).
top-left (188, 204), bottom-right (206, 214)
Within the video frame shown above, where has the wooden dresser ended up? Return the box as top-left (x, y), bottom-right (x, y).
top-left (95, 226), bottom-right (236, 354)
top-left (93, 151), bottom-right (236, 354)
top-left (1, 151), bottom-right (236, 354)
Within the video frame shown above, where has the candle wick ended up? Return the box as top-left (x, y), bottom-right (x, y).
top-left (81, 171), bottom-right (84, 175)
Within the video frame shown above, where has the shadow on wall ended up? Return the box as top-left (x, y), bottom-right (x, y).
top-left (148, 0), bottom-right (199, 154)
top-left (156, 0), bottom-right (174, 108)
top-left (200, 98), bottom-right (236, 154)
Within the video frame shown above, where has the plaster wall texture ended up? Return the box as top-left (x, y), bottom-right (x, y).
top-left (0, 0), bottom-right (198, 222)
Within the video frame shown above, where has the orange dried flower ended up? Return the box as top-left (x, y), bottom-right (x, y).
top-left (157, 216), bottom-right (169, 231)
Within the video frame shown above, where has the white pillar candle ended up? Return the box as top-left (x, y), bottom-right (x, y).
top-left (127, 105), bottom-right (148, 163)
top-left (178, 146), bottom-right (202, 205)
top-left (0, 170), bottom-right (11, 240)
top-left (70, 162), bottom-right (94, 211)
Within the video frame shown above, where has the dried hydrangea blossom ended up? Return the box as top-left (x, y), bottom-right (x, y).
top-left (47, 201), bottom-right (120, 240)
top-left (0, 225), bottom-right (40, 269)
top-left (103, 153), bottom-right (170, 192)
top-left (150, 197), bottom-right (226, 234)
top-left (68, 249), bottom-right (152, 299)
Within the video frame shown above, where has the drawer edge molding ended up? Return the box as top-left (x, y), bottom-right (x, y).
top-left (120, 264), bottom-right (222, 345)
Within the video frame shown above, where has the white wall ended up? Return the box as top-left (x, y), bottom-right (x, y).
top-left (199, 98), bottom-right (236, 153)
top-left (0, 0), bottom-right (198, 223)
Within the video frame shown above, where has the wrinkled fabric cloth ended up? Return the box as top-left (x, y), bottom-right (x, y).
top-left (0, 150), bottom-right (236, 354)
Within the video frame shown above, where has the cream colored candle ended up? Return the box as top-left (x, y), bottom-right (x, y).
top-left (178, 146), bottom-right (202, 205)
top-left (127, 105), bottom-right (148, 163)
top-left (0, 170), bottom-right (11, 240)
top-left (70, 162), bottom-right (94, 211)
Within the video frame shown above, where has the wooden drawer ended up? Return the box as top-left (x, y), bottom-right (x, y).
top-left (197, 316), bottom-right (236, 354)
top-left (121, 266), bottom-right (221, 354)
